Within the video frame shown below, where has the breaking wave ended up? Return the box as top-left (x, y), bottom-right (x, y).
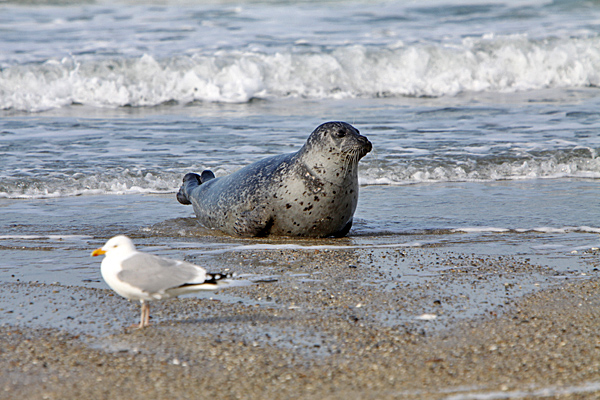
top-left (360, 149), bottom-right (600, 185)
top-left (2, 34), bottom-right (600, 112)
top-left (1, 152), bottom-right (598, 199)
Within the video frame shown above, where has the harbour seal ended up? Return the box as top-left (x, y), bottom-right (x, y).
top-left (176, 121), bottom-right (372, 238)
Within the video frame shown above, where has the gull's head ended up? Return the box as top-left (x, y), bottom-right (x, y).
top-left (91, 235), bottom-right (137, 258)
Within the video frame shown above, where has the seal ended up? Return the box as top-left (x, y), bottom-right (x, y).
top-left (176, 121), bottom-right (372, 237)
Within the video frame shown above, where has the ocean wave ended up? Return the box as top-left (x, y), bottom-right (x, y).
top-left (1, 34), bottom-right (599, 111)
top-left (360, 152), bottom-right (600, 185)
top-left (1, 154), bottom-right (598, 199)
top-left (0, 169), bottom-right (180, 199)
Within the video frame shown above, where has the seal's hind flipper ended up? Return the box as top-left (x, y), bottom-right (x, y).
top-left (177, 170), bottom-right (216, 205)
top-left (200, 170), bottom-right (215, 183)
top-left (176, 172), bottom-right (201, 205)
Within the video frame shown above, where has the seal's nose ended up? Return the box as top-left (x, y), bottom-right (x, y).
top-left (358, 135), bottom-right (372, 154)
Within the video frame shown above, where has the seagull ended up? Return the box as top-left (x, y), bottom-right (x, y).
top-left (91, 235), bottom-right (234, 329)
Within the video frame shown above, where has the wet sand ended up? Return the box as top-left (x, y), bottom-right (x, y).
top-left (1, 246), bottom-right (600, 399)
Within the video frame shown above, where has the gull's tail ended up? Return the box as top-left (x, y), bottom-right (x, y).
top-left (203, 271), bottom-right (234, 285)
top-left (173, 271), bottom-right (238, 294)
top-left (173, 272), bottom-right (275, 295)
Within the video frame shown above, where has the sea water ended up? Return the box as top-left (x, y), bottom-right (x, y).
top-left (1, 0), bottom-right (599, 320)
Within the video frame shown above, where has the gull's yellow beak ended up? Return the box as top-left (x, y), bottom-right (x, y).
top-left (91, 248), bottom-right (106, 257)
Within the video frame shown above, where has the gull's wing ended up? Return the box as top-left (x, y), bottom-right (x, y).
top-left (118, 252), bottom-right (207, 294)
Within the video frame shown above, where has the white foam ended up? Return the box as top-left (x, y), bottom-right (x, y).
top-left (444, 381), bottom-right (600, 400)
top-left (0, 235), bottom-right (92, 241)
top-left (453, 226), bottom-right (600, 234)
top-left (358, 155), bottom-right (600, 186)
top-left (540, 226), bottom-right (600, 234)
top-left (1, 154), bottom-right (599, 199)
top-left (452, 227), bottom-right (511, 233)
top-left (2, 34), bottom-right (600, 111)
top-left (0, 187), bottom-right (175, 200)
top-left (0, 170), bottom-right (182, 199)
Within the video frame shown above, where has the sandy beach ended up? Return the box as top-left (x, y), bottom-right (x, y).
top-left (1, 245), bottom-right (599, 399)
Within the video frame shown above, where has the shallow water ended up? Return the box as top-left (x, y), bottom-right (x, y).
top-left (2, 93), bottom-right (600, 198)
top-left (1, 178), bottom-right (598, 287)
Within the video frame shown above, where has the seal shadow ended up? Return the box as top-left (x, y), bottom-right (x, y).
top-left (145, 217), bottom-right (361, 246)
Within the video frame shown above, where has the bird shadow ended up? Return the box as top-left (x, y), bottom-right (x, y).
top-left (172, 311), bottom-right (291, 327)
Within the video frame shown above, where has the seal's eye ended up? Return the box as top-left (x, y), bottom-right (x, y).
top-left (333, 128), bottom-right (347, 138)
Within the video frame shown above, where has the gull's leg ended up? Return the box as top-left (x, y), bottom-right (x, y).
top-left (138, 300), bottom-right (150, 329)
top-left (143, 302), bottom-right (150, 327)
top-left (138, 301), bottom-right (145, 329)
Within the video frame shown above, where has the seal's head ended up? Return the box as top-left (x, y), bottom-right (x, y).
top-left (304, 121), bottom-right (372, 166)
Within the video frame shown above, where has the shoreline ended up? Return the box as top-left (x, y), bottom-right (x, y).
top-left (2, 246), bottom-right (600, 399)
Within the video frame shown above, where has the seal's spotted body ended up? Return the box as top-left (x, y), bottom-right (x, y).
top-left (177, 122), bottom-right (372, 237)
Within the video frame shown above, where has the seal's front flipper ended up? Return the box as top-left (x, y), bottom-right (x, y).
top-left (331, 218), bottom-right (352, 238)
top-left (233, 207), bottom-right (274, 237)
